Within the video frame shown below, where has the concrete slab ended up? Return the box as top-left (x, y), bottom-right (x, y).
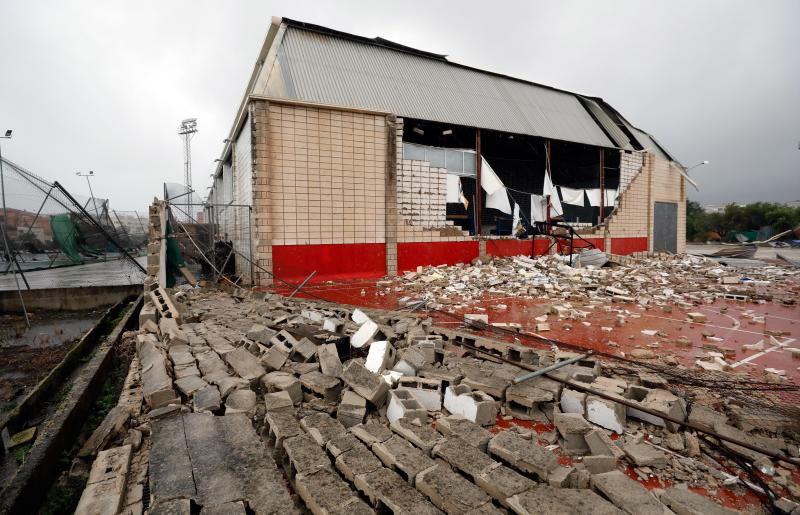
top-left (149, 413), bottom-right (196, 503)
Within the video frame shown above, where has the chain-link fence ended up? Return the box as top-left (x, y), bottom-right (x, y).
top-left (165, 189), bottom-right (254, 286)
top-left (0, 157), bottom-right (146, 291)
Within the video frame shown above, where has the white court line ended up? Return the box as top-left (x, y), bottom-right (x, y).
top-left (640, 312), bottom-right (765, 336)
top-left (699, 306), bottom-right (740, 330)
top-left (730, 337), bottom-right (795, 368)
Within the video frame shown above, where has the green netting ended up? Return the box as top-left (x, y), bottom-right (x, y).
top-left (49, 214), bottom-right (84, 264)
top-left (165, 219), bottom-right (187, 288)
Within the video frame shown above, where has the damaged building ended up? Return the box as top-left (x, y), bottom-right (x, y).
top-left (207, 17), bottom-right (688, 285)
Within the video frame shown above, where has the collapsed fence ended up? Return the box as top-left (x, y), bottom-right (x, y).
top-left (0, 157), bottom-right (147, 319)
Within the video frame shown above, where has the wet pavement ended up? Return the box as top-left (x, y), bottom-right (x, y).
top-left (0, 256), bottom-right (145, 290)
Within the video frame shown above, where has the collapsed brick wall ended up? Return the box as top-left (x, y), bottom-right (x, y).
top-left (593, 151), bottom-right (685, 255)
top-left (618, 150), bottom-right (643, 196)
top-left (392, 118), bottom-right (471, 244)
top-left (397, 158), bottom-right (448, 228)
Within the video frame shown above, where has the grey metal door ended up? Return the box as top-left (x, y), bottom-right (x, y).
top-left (653, 201), bottom-right (678, 253)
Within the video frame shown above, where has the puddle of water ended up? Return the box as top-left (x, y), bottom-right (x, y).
top-left (0, 315), bottom-right (98, 348)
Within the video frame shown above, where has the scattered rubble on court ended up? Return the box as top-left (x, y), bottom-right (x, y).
top-left (72, 282), bottom-right (800, 515)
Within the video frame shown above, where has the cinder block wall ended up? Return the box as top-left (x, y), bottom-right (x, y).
top-left (251, 99), bottom-right (389, 285)
top-left (595, 151), bottom-right (686, 255)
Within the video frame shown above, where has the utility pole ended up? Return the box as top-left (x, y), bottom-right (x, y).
top-left (178, 118), bottom-right (198, 221)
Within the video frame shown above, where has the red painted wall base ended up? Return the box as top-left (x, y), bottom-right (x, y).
top-left (610, 237), bottom-right (648, 255)
top-left (397, 241), bottom-right (479, 273)
top-left (272, 243), bottom-right (386, 283)
top-left (269, 237), bottom-right (649, 283)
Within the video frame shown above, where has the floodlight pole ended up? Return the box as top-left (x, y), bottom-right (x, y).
top-left (179, 118), bottom-right (198, 221)
top-left (0, 130), bottom-right (30, 326)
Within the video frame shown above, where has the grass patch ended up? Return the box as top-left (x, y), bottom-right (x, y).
top-left (14, 443), bottom-right (32, 465)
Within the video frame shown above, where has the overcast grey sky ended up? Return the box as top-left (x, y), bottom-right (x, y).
top-left (1, 0), bottom-right (798, 211)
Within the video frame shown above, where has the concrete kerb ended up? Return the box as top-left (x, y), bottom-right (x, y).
top-left (0, 294), bottom-right (143, 515)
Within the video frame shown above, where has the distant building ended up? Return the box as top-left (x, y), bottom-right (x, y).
top-left (207, 17), bottom-right (687, 285)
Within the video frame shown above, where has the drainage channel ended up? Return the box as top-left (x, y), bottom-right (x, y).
top-left (0, 294), bottom-right (143, 515)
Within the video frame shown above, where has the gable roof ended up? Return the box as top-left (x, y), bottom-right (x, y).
top-left (215, 17), bottom-right (676, 175)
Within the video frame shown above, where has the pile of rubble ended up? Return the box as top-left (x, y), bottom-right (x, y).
top-left (74, 287), bottom-right (800, 515)
top-left (387, 254), bottom-right (800, 310)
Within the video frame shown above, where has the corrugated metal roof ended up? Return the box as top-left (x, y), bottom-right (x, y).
top-left (255, 25), bottom-right (615, 148)
top-left (581, 98), bottom-right (633, 150)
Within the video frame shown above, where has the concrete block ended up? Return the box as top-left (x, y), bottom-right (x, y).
top-left (387, 390), bottom-right (427, 424)
top-left (264, 408), bottom-right (303, 454)
top-left (262, 371), bottom-right (303, 404)
top-left (341, 361), bottom-right (389, 406)
top-left (246, 324), bottom-right (277, 345)
top-left (443, 385), bottom-right (497, 426)
top-left (474, 462), bottom-right (536, 505)
top-left (582, 455), bottom-right (618, 475)
top-left (260, 345), bottom-right (289, 372)
top-left (560, 388), bottom-right (587, 415)
top-left (351, 320), bottom-right (380, 348)
top-left (317, 343), bottom-right (343, 377)
top-left (352, 308), bottom-right (370, 325)
top-left (585, 429), bottom-right (625, 459)
top-left (175, 375), bottom-right (208, 397)
top-left (292, 337), bottom-right (318, 363)
top-left (397, 376), bottom-right (443, 411)
top-left (225, 389), bottom-right (257, 415)
top-left (300, 370), bottom-right (341, 401)
top-left (390, 418), bottom-right (443, 454)
top-left (300, 412), bottom-right (346, 446)
top-left (224, 347), bottom-right (266, 382)
top-left (506, 486), bottom-right (623, 515)
top-left (393, 347), bottom-right (428, 376)
top-left (283, 433), bottom-right (331, 476)
top-left (432, 436), bottom-right (496, 480)
top-left (264, 390), bottom-right (294, 412)
top-left (659, 486), bottom-right (741, 515)
top-left (505, 382), bottom-right (553, 420)
top-left (353, 467), bottom-right (442, 514)
top-left (74, 445), bottom-right (132, 515)
top-left (350, 421), bottom-right (393, 446)
top-left (193, 386), bottom-right (221, 412)
top-left (270, 329), bottom-right (300, 354)
top-left (415, 464), bottom-right (492, 515)
top-left (335, 442), bottom-right (383, 482)
top-left (586, 395), bottom-right (626, 434)
top-left (622, 442), bottom-right (667, 467)
top-left (295, 468), bottom-right (371, 515)
top-left (373, 435), bottom-right (436, 483)
top-left (591, 470), bottom-right (668, 515)
top-left (337, 391), bottom-right (367, 428)
top-left (365, 341), bottom-right (396, 373)
top-left (434, 415), bottom-right (492, 451)
top-left (488, 430), bottom-right (558, 480)
top-left (554, 413), bottom-right (593, 454)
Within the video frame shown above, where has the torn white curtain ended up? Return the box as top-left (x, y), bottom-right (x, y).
top-left (530, 194), bottom-right (547, 222)
top-left (486, 187), bottom-right (513, 215)
top-left (542, 172), bottom-right (562, 215)
top-left (585, 189), bottom-right (603, 207)
top-left (559, 186), bottom-right (585, 206)
top-left (480, 157), bottom-right (504, 196)
top-left (512, 202), bottom-right (522, 233)
top-left (446, 174), bottom-right (460, 203)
